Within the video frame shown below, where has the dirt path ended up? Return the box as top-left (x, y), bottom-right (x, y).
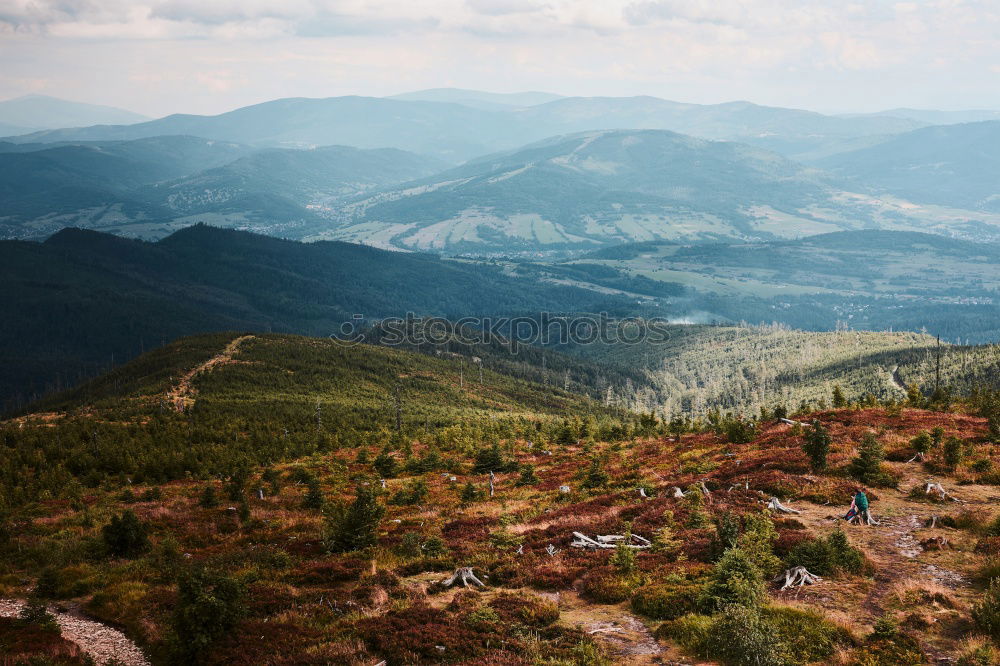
top-left (166, 334), bottom-right (254, 412)
top-left (0, 599), bottom-right (151, 666)
top-left (785, 463), bottom-right (980, 661)
top-left (549, 591), bottom-right (670, 664)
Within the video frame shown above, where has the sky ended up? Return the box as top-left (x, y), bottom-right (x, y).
top-left (1, 0), bottom-right (999, 118)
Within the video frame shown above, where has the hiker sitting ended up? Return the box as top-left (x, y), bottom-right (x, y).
top-left (845, 488), bottom-right (872, 525)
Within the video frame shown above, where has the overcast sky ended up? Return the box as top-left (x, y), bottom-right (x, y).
top-left (1, 0), bottom-right (998, 118)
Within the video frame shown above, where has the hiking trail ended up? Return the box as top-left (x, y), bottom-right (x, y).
top-left (166, 334), bottom-right (254, 412)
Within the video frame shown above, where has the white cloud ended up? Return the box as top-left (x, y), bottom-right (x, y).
top-left (0, 0), bottom-right (997, 115)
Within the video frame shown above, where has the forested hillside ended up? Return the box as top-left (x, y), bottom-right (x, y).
top-left (0, 225), bottom-right (620, 412)
top-left (1, 332), bottom-right (626, 508)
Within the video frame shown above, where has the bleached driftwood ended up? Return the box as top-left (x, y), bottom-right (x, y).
top-left (546, 544), bottom-right (560, 556)
top-left (907, 452), bottom-right (926, 463)
top-left (441, 567), bottom-right (486, 588)
top-left (780, 418), bottom-right (808, 427)
top-left (670, 486), bottom-right (686, 498)
top-left (570, 531), bottom-right (651, 550)
top-left (775, 566), bottom-right (823, 590)
top-left (699, 481), bottom-right (713, 503)
top-left (638, 487), bottom-right (648, 498)
top-left (767, 497), bottom-right (801, 514)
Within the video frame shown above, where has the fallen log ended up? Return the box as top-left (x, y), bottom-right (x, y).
top-left (570, 531), bottom-right (651, 550)
top-left (440, 567), bottom-right (486, 588)
top-left (767, 497), bottom-right (801, 514)
top-left (774, 566), bottom-right (822, 590)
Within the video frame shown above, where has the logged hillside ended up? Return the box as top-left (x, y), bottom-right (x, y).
top-left (569, 324), bottom-right (1000, 416)
top-left (0, 225), bottom-right (622, 412)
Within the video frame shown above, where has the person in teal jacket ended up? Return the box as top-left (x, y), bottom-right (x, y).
top-left (846, 488), bottom-right (871, 525)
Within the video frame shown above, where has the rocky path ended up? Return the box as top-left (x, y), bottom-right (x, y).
top-left (0, 599), bottom-right (151, 666)
top-left (166, 334), bottom-right (254, 411)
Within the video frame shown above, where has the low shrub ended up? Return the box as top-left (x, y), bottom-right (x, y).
top-left (785, 529), bottom-right (867, 577)
top-left (656, 613), bottom-right (713, 656)
top-left (705, 605), bottom-right (788, 666)
top-left (358, 603), bottom-right (493, 664)
top-left (489, 593), bottom-right (560, 628)
top-left (579, 566), bottom-right (637, 604)
top-left (631, 580), bottom-right (701, 620)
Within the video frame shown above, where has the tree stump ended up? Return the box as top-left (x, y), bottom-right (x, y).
top-left (774, 566), bottom-right (822, 590)
top-left (441, 567), bottom-right (486, 588)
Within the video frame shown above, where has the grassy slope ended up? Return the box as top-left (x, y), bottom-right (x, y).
top-left (2, 403), bottom-right (996, 664)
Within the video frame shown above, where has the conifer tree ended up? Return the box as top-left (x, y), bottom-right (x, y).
top-left (515, 464), bottom-right (539, 486)
top-left (832, 385), bottom-right (847, 408)
top-left (850, 432), bottom-right (885, 484)
top-left (460, 481), bottom-right (483, 504)
top-left (303, 477), bottom-right (324, 509)
top-left (324, 484), bottom-right (385, 552)
top-left (373, 447), bottom-right (398, 478)
top-left (581, 457), bottom-right (609, 489)
top-left (802, 420), bottom-right (831, 472)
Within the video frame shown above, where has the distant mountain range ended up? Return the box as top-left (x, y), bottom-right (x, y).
top-left (388, 88), bottom-right (563, 109)
top-left (2, 90), bottom-right (1000, 252)
top-left (307, 129), bottom-right (1000, 252)
top-left (2, 93), bottom-right (925, 162)
top-left (0, 94), bottom-right (148, 135)
top-left (814, 121), bottom-right (1000, 212)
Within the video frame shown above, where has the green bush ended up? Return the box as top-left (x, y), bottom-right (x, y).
top-left (631, 580), bottom-right (701, 620)
top-left (706, 605), bottom-right (788, 666)
top-left (656, 613), bottom-right (713, 656)
top-left (786, 529), bottom-right (866, 576)
top-left (765, 605), bottom-right (854, 662)
top-left (101, 510), bottom-right (150, 558)
top-left (324, 484), bottom-right (385, 553)
top-left (580, 567), bottom-right (637, 603)
top-left (699, 548), bottom-right (764, 613)
top-left (172, 567), bottom-right (245, 662)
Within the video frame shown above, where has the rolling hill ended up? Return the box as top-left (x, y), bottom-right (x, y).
top-left (0, 136), bottom-right (447, 240)
top-left (310, 130), bottom-right (1000, 252)
top-left (814, 121), bottom-right (1000, 212)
